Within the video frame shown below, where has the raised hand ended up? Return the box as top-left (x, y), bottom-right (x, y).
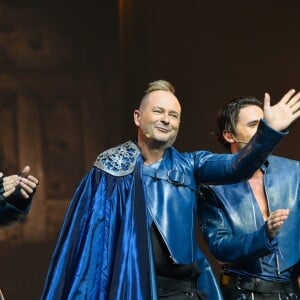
top-left (263, 89), bottom-right (300, 131)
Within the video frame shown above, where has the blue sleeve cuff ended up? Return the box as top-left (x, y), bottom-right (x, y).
top-left (263, 222), bottom-right (279, 253)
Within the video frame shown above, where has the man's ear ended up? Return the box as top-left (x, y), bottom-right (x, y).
top-left (133, 109), bottom-right (141, 126)
top-left (223, 130), bottom-right (235, 143)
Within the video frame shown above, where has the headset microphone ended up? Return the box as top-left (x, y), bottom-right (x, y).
top-left (231, 135), bottom-right (248, 144)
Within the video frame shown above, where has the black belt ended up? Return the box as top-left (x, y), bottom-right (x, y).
top-left (221, 273), bottom-right (297, 294)
top-left (157, 276), bottom-right (196, 292)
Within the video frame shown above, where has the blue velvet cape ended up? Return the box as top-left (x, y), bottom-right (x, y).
top-left (41, 157), bottom-right (157, 299)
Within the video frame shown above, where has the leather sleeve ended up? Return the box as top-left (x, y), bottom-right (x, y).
top-left (198, 185), bottom-right (276, 263)
top-left (194, 119), bottom-right (287, 185)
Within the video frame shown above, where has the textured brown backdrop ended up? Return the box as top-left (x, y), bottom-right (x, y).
top-left (0, 0), bottom-right (299, 299)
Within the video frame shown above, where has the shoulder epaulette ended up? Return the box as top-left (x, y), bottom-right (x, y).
top-left (94, 140), bottom-right (140, 176)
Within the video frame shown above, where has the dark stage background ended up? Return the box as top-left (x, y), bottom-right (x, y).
top-left (0, 0), bottom-right (299, 299)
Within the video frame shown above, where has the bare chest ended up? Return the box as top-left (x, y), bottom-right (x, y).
top-left (248, 172), bottom-right (268, 220)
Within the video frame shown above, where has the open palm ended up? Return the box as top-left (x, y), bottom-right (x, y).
top-left (263, 89), bottom-right (300, 131)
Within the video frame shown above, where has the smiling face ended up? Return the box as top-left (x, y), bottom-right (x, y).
top-left (134, 90), bottom-right (181, 149)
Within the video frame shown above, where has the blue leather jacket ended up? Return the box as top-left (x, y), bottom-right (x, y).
top-left (138, 120), bottom-right (285, 298)
top-left (199, 155), bottom-right (300, 276)
top-left (143, 121), bottom-right (285, 266)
